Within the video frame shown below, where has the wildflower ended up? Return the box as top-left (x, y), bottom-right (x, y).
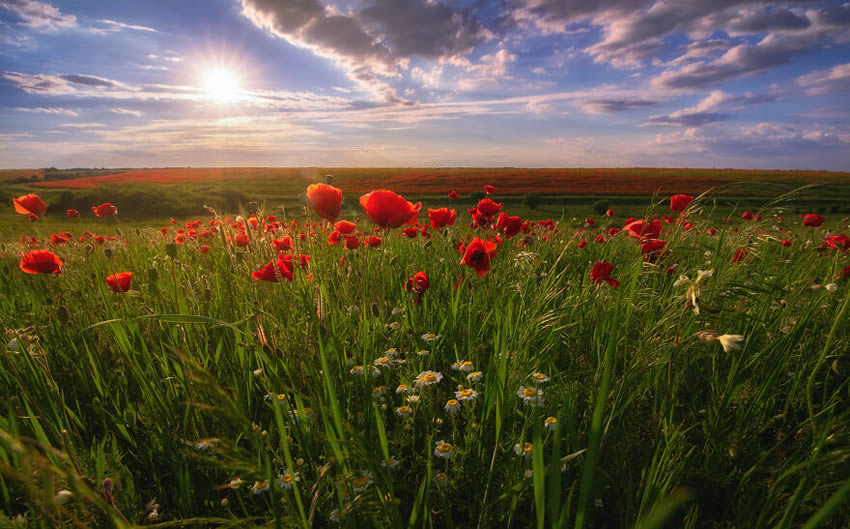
top-left (195, 438), bottom-right (217, 450)
top-left (252, 255), bottom-right (294, 282)
top-left (277, 470), bottom-right (300, 489)
top-left (306, 183), bottom-right (343, 222)
top-left (421, 332), bottom-right (442, 341)
top-left (484, 185), bottom-right (496, 194)
top-left (435, 472), bottom-right (449, 487)
top-left (384, 347), bottom-right (399, 356)
top-left (227, 478), bottom-right (244, 489)
top-left (444, 399), bottom-right (461, 414)
top-left (396, 405), bottom-right (413, 417)
top-left (428, 208), bottom-right (457, 229)
top-left (350, 365), bottom-right (364, 375)
top-left (467, 371), bottom-right (483, 382)
top-left (670, 194), bottom-right (693, 212)
top-left (359, 190), bottom-right (421, 228)
top-left (251, 480), bottom-right (270, 494)
top-left (374, 357), bottom-right (393, 368)
top-left (387, 321), bottom-right (401, 330)
top-left (517, 386), bottom-right (544, 407)
top-left (460, 238), bottom-right (498, 277)
top-left (330, 508), bottom-right (341, 523)
top-left (352, 472), bottom-right (373, 493)
top-left (415, 370), bottom-right (443, 388)
top-left (802, 213), bottom-right (824, 227)
top-left (274, 393), bottom-right (287, 405)
top-left (20, 250), bottom-right (63, 275)
top-left (674, 269), bottom-right (713, 315)
top-left (731, 248), bottom-right (750, 264)
top-left (406, 394), bottom-right (420, 404)
top-left (369, 366), bottom-right (381, 377)
top-left (416, 349), bottom-right (430, 357)
top-left (13, 194), bottom-right (47, 215)
top-left (54, 489), bottom-right (73, 505)
top-left (391, 307), bottom-right (404, 315)
top-left (697, 331), bottom-right (745, 352)
top-left (825, 282), bottom-right (838, 293)
top-left (456, 388), bottom-right (478, 401)
top-left (91, 203), bottom-right (118, 217)
top-left (590, 262), bottom-right (619, 287)
top-left (514, 442), bottom-right (533, 457)
top-left (372, 386), bottom-right (387, 399)
top-left (105, 272), bottom-right (133, 293)
top-left (544, 416), bottom-right (558, 430)
top-left (395, 384), bottom-right (414, 394)
top-left (523, 469), bottom-right (533, 480)
top-left (67, 208), bottom-right (80, 217)
top-left (530, 373), bottom-right (550, 384)
top-left (382, 456), bottom-right (400, 469)
top-left (406, 272), bottom-right (430, 300)
top-left (434, 440), bottom-right (455, 459)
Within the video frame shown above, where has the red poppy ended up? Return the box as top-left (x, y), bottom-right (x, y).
top-left (105, 272), bottom-right (133, 292)
top-left (476, 198), bottom-right (502, 217)
top-left (625, 219), bottom-right (662, 240)
top-left (252, 254), bottom-right (294, 282)
top-left (803, 214), bottom-right (824, 227)
top-left (825, 234), bottom-right (850, 250)
top-left (28, 213), bottom-right (39, 222)
top-left (428, 208), bottom-right (457, 229)
top-left (199, 245), bottom-right (210, 254)
top-left (272, 237), bottom-right (293, 252)
top-left (496, 212), bottom-right (523, 239)
top-left (448, 191), bottom-right (459, 200)
top-left (91, 203), bottom-right (118, 217)
top-left (403, 227), bottom-right (419, 238)
top-left (297, 254), bottom-right (311, 269)
top-left (670, 194), bottom-right (693, 212)
top-left (359, 190), bottom-right (421, 228)
top-left (94, 235), bottom-right (106, 245)
top-left (50, 233), bottom-right (70, 245)
top-left (590, 262), bottom-right (619, 287)
top-left (66, 209), bottom-right (80, 217)
top-left (306, 183), bottom-right (343, 222)
top-left (13, 194), bottom-right (47, 215)
top-left (839, 265), bottom-right (850, 280)
top-left (608, 227), bottom-right (621, 237)
top-left (484, 185), bottom-right (496, 194)
top-left (741, 211), bottom-right (754, 220)
top-left (234, 233), bottom-right (250, 247)
top-left (460, 238), bottom-right (498, 277)
top-left (605, 208), bottom-right (615, 217)
top-left (335, 220), bottom-right (356, 234)
top-left (20, 250), bottom-right (63, 275)
top-left (594, 234), bottom-right (606, 243)
top-left (640, 239), bottom-right (667, 262)
top-left (405, 271), bottom-right (430, 296)
top-left (327, 230), bottom-right (341, 245)
top-left (706, 228), bottom-right (718, 235)
top-left (578, 240), bottom-right (588, 248)
top-left (585, 217), bottom-right (595, 226)
top-left (366, 235), bottom-right (382, 248)
top-left (344, 234), bottom-right (360, 250)
top-left (781, 239), bottom-right (791, 247)
top-left (731, 248), bottom-right (750, 263)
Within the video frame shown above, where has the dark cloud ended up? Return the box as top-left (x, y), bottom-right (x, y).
top-left (647, 111), bottom-right (730, 127)
top-left (727, 7), bottom-right (810, 33)
top-left (580, 98), bottom-right (657, 114)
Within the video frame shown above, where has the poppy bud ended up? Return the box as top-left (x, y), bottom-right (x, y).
top-left (147, 268), bottom-right (159, 282)
top-left (165, 243), bottom-right (178, 258)
top-left (104, 248), bottom-right (113, 259)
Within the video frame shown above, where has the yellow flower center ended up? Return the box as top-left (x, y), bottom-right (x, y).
top-left (460, 389), bottom-right (473, 397)
top-left (522, 387), bottom-right (538, 397)
top-left (423, 373), bottom-right (437, 382)
top-left (276, 393), bottom-right (286, 401)
top-left (280, 474), bottom-right (292, 483)
top-left (438, 443), bottom-right (452, 453)
top-left (522, 443), bottom-right (533, 453)
top-left (447, 399), bottom-right (458, 406)
top-left (546, 417), bottom-right (558, 424)
top-left (353, 476), bottom-right (370, 488)
top-left (398, 406), bottom-right (410, 413)
top-left (534, 374), bottom-right (546, 380)
top-left (462, 361), bottom-right (473, 368)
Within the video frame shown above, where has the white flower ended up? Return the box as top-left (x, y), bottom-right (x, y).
top-left (517, 386), bottom-right (544, 407)
top-left (392, 307), bottom-right (404, 315)
top-left (383, 347), bottom-right (399, 357)
top-left (387, 321), bottom-right (401, 330)
top-left (452, 360), bottom-right (475, 372)
top-left (195, 438), bottom-right (217, 451)
top-left (467, 371), bottom-right (483, 382)
top-left (371, 385), bottom-right (387, 399)
top-left (54, 489), bottom-right (72, 505)
top-left (530, 372), bottom-right (550, 384)
top-left (251, 480), bottom-right (270, 494)
top-left (544, 416), bottom-right (558, 430)
top-left (277, 470), bottom-right (299, 489)
top-left (330, 508), bottom-right (341, 523)
top-left (421, 332), bottom-right (442, 341)
top-left (373, 357), bottom-right (393, 368)
top-left (395, 384), bottom-right (415, 394)
top-left (513, 442), bottom-right (533, 457)
top-left (350, 365), bottom-right (364, 375)
top-left (444, 399), bottom-right (460, 414)
top-left (435, 472), bottom-right (449, 488)
top-left (523, 469), bottom-right (533, 480)
top-left (381, 456), bottom-right (400, 469)
top-left (434, 440), bottom-right (455, 459)
top-left (396, 405), bottom-right (413, 417)
top-left (825, 282), bottom-right (838, 293)
top-left (352, 472), bottom-right (373, 493)
top-left (405, 394), bottom-right (420, 404)
top-left (414, 370), bottom-right (443, 388)
top-left (416, 349), bottom-right (430, 357)
top-left (717, 334), bottom-right (745, 352)
top-left (455, 388), bottom-right (478, 401)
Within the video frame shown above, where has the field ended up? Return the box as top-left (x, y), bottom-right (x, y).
top-left (1, 175), bottom-right (849, 528)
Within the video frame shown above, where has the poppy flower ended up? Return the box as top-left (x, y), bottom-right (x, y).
top-left (50, 233), bottom-right (70, 245)
top-left (403, 227), bottom-right (419, 238)
top-left (741, 211), bottom-right (754, 220)
top-left (608, 227), bottom-right (621, 237)
top-left (366, 235), bottom-right (382, 248)
top-left (405, 271), bottom-right (429, 303)
top-left (359, 190), bottom-right (421, 228)
top-left (297, 254), bottom-right (311, 269)
top-left (731, 248), bottom-right (749, 263)
top-left (484, 185), bottom-right (496, 194)
top-left (91, 203), bottom-right (118, 217)
top-left (825, 234), bottom-right (850, 250)
top-left (670, 194), bottom-right (693, 212)
top-left (20, 250), bottom-right (63, 275)
top-left (590, 262), bottom-right (619, 287)
top-left (448, 191), bottom-right (459, 200)
top-left (327, 231), bottom-right (341, 245)
top-left (28, 213), bottom-right (39, 221)
top-left (460, 238), bottom-right (498, 277)
top-left (234, 233), bottom-right (250, 247)
top-left (66, 209), bottom-right (80, 217)
top-left (252, 254), bottom-right (294, 282)
top-left (640, 239), bottom-right (667, 262)
top-left (838, 265), bottom-right (850, 280)
top-left (428, 208), bottom-right (456, 229)
top-left (475, 198), bottom-right (502, 217)
top-left (344, 234), bottom-right (360, 250)
top-left (496, 213), bottom-right (523, 239)
top-left (199, 245), bottom-right (210, 254)
top-left (13, 194), bottom-right (47, 215)
top-left (335, 220), bottom-right (356, 234)
top-left (578, 240), bottom-right (588, 248)
top-left (105, 272), bottom-right (133, 293)
top-left (802, 214), bottom-right (824, 227)
top-left (605, 208), bottom-right (615, 217)
top-left (306, 183), bottom-right (343, 222)
top-left (272, 237), bottom-right (293, 252)
top-left (781, 239), bottom-right (791, 247)
top-left (625, 219), bottom-right (662, 240)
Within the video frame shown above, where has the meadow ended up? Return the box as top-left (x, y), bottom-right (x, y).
top-left (1, 176), bottom-right (849, 528)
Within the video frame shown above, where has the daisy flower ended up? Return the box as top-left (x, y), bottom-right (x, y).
top-left (530, 373), bottom-right (550, 384)
top-left (251, 480), bottom-right (270, 494)
top-left (350, 365), bottom-right (364, 375)
top-left (373, 357), bottom-right (393, 368)
top-left (195, 438), bottom-right (217, 451)
top-left (544, 416), bottom-right (558, 431)
top-left (372, 385), bottom-right (387, 399)
top-left (455, 388), bottom-right (478, 401)
top-left (466, 371), bottom-right (483, 382)
top-left (392, 307), bottom-right (404, 315)
top-left (384, 347), bottom-right (399, 357)
top-left (406, 395), bottom-right (420, 404)
top-left (434, 440), bottom-right (455, 459)
top-left (396, 404), bottom-right (413, 417)
top-left (444, 399), bottom-right (460, 414)
top-left (415, 370), bottom-right (443, 388)
top-left (277, 470), bottom-right (299, 490)
top-left (435, 472), bottom-right (449, 488)
top-left (369, 366), bottom-right (381, 377)
top-left (517, 386), bottom-right (544, 407)
top-left (416, 349), bottom-right (430, 357)
top-left (381, 456), bottom-right (400, 469)
top-left (513, 442), bottom-right (533, 457)
top-left (352, 472), bottom-right (373, 493)
top-left (387, 321), bottom-right (401, 330)
top-left (421, 332), bottom-right (442, 341)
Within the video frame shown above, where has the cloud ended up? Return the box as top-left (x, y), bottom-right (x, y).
top-left (726, 7), bottom-right (811, 34)
top-left (96, 19), bottom-right (157, 32)
top-left (240, 0), bottom-right (492, 102)
top-left (14, 106), bottom-right (78, 116)
top-left (455, 49), bottom-right (518, 89)
top-left (0, 0), bottom-right (76, 31)
top-left (57, 122), bottom-right (106, 128)
top-left (579, 98), bottom-right (657, 114)
top-left (646, 89), bottom-right (777, 127)
top-left (111, 108), bottom-right (143, 117)
top-left (796, 62), bottom-right (850, 95)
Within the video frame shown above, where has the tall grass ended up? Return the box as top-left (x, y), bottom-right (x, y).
top-left (0, 194), bottom-right (848, 528)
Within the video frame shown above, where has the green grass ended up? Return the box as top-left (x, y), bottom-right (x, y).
top-left (0, 190), bottom-right (849, 528)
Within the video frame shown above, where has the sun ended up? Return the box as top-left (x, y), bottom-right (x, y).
top-left (202, 68), bottom-right (241, 103)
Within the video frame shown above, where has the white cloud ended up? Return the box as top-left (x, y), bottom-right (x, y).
top-left (14, 106), bottom-right (78, 116)
top-left (796, 62), bottom-right (850, 95)
top-left (0, 0), bottom-right (76, 31)
top-left (111, 108), bottom-right (143, 117)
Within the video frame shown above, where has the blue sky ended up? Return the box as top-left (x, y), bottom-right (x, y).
top-left (1, 0), bottom-right (849, 169)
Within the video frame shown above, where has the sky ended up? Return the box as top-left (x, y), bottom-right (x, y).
top-left (1, 0), bottom-right (849, 170)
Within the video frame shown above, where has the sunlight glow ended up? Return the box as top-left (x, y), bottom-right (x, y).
top-left (202, 68), bottom-right (241, 103)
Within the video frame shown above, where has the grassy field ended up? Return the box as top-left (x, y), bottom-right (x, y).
top-left (1, 178), bottom-right (849, 528)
